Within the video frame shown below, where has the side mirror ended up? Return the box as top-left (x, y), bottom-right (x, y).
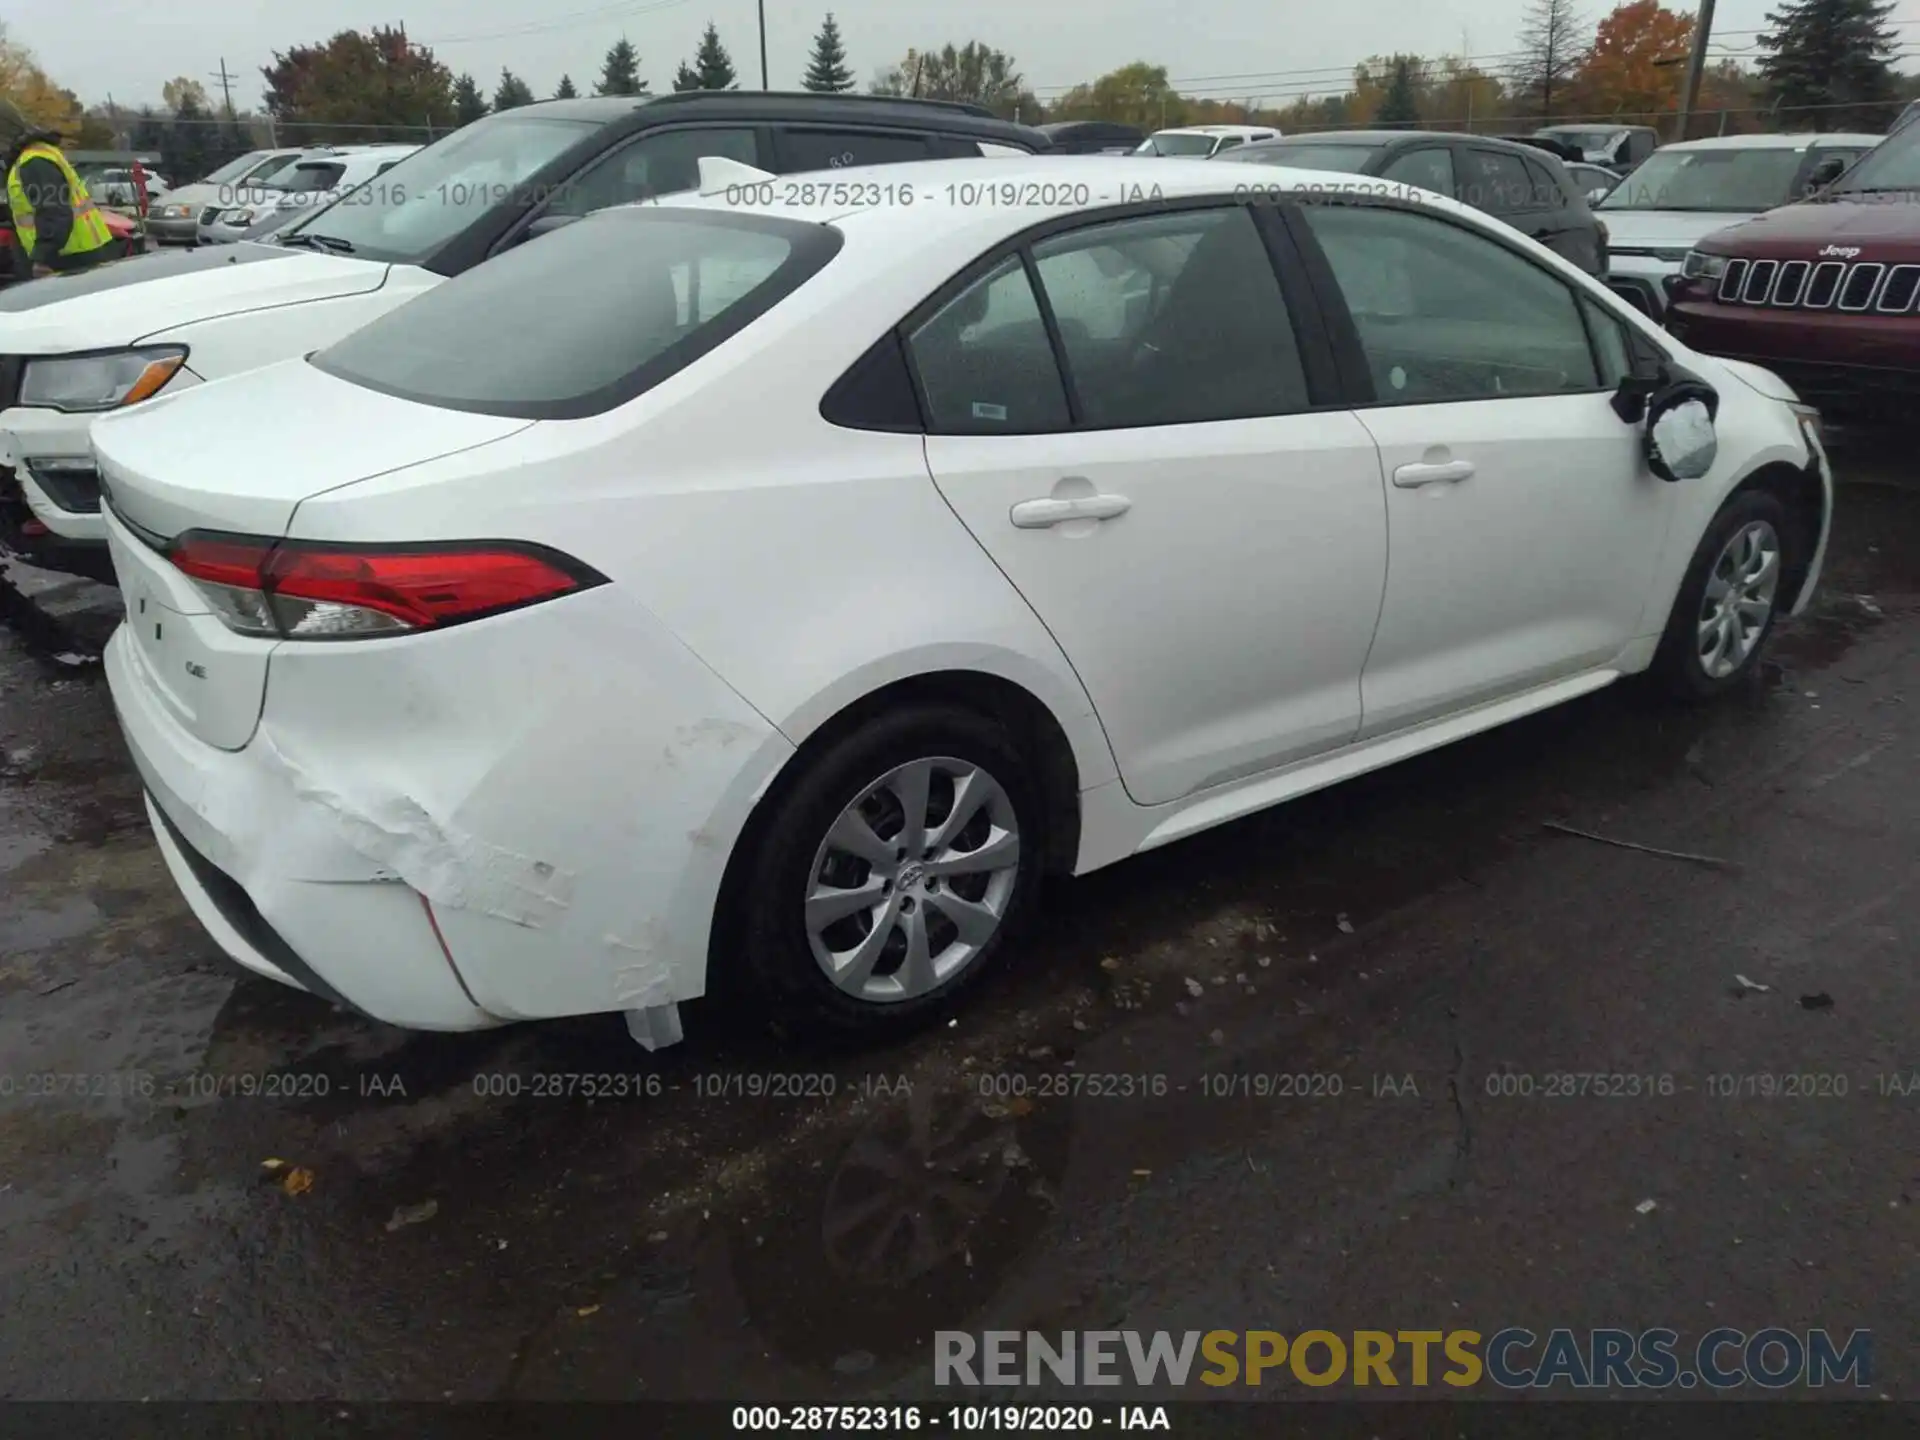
top-left (1805, 155), bottom-right (1849, 192)
top-left (1645, 381), bottom-right (1719, 482)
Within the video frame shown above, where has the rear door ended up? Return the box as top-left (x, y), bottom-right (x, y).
top-left (1378, 146), bottom-right (1457, 200)
top-left (1461, 146), bottom-right (1549, 239)
top-left (912, 202), bottom-right (1389, 807)
top-left (1521, 155), bottom-right (1603, 273)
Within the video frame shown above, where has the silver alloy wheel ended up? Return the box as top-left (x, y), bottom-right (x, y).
top-left (1697, 519), bottom-right (1781, 679)
top-left (805, 756), bottom-right (1021, 1003)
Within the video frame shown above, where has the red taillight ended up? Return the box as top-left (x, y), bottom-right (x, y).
top-left (169, 533), bottom-right (604, 640)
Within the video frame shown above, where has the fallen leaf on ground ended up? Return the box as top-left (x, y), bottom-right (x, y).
top-left (281, 1167), bottom-right (315, 1196)
top-left (385, 1199), bottom-right (438, 1231)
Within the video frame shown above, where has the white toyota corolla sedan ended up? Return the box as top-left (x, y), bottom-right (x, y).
top-left (90, 156), bottom-right (1831, 1049)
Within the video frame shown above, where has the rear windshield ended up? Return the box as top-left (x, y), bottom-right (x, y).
top-left (1216, 142), bottom-right (1380, 173)
top-left (310, 208), bottom-right (842, 420)
top-left (271, 162), bottom-right (347, 193)
top-left (1135, 133), bottom-right (1220, 157)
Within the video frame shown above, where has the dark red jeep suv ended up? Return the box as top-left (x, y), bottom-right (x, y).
top-left (1664, 125), bottom-right (1920, 423)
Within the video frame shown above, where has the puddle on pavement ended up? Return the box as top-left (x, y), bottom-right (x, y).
top-left (0, 893), bottom-right (104, 953)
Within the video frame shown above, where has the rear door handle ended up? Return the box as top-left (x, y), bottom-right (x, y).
top-left (1392, 460), bottom-right (1475, 489)
top-left (1010, 494), bottom-right (1132, 528)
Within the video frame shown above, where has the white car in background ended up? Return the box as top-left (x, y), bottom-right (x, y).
top-left (145, 149), bottom-right (308, 245)
top-left (196, 145), bottom-right (421, 245)
top-left (1598, 132), bottom-right (1880, 315)
top-left (1133, 124), bottom-right (1280, 157)
top-left (90, 154), bottom-right (1829, 1050)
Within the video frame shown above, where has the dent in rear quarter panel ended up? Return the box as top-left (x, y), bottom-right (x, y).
top-left (257, 584), bottom-right (794, 1020)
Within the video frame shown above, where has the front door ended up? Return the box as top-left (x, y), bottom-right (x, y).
top-left (909, 204), bottom-right (1389, 807)
top-left (1292, 200), bottom-right (1676, 737)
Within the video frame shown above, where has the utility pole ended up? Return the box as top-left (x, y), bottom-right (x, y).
top-left (1675, 0), bottom-right (1718, 142)
top-left (758, 0), bottom-right (769, 88)
top-left (211, 58), bottom-right (238, 121)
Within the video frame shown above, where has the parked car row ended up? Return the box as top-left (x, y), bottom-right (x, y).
top-left (0, 90), bottom-right (1843, 1052)
top-left (1664, 118), bottom-right (1920, 424)
top-left (195, 144), bottom-right (421, 245)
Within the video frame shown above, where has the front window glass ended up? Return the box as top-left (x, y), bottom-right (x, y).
top-left (1299, 203), bottom-right (1599, 403)
top-left (1601, 148), bottom-right (1806, 212)
top-left (1827, 129), bottom-right (1920, 195)
top-left (280, 113), bottom-right (600, 264)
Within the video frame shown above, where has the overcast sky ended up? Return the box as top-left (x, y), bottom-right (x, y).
top-left (13, 0), bottom-right (1920, 114)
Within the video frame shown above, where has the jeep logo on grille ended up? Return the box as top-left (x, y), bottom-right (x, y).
top-left (1818, 245), bottom-right (1862, 259)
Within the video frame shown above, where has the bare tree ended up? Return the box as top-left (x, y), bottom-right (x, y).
top-left (1514, 0), bottom-right (1588, 118)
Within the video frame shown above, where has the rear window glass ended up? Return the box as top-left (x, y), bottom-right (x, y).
top-left (310, 209), bottom-right (842, 420)
top-left (273, 163), bottom-right (346, 193)
top-left (1219, 143), bottom-right (1381, 173)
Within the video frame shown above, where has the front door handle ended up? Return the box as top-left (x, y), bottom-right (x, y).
top-left (1010, 494), bottom-right (1132, 528)
top-left (1392, 459), bottom-right (1476, 489)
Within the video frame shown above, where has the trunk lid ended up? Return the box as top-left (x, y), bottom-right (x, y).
top-left (93, 358), bottom-right (533, 752)
top-left (91, 357), bottom-right (532, 539)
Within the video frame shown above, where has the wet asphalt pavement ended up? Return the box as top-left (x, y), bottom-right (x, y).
top-left (1, 440), bottom-right (1916, 1405)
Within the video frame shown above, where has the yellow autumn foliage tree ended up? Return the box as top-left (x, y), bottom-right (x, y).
top-left (0, 23), bottom-right (87, 138)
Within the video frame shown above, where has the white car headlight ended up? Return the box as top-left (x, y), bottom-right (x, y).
top-left (223, 207), bottom-right (256, 227)
top-left (1681, 250), bottom-right (1728, 280)
top-left (19, 347), bottom-right (189, 413)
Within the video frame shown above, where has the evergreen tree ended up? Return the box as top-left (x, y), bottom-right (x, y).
top-left (1759, 0), bottom-right (1899, 129)
top-left (672, 60), bottom-right (703, 92)
top-left (596, 37), bottom-right (646, 96)
top-left (1376, 57), bottom-right (1421, 124)
top-left (803, 14), bottom-right (855, 92)
top-left (554, 74), bottom-right (579, 98)
top-left (452, 72), bottom-right (489, 125)
top-left (693, 23), bottom-right (738, 90)
top-left (1515, 0), bottom-right (1588, 118)
top-left (493, 68), bottom-right (536, 110)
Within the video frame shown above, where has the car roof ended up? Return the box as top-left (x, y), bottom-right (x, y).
top-left (1155, 124), bottom-right (1275, 136)
top-left (1238, 130), bottom-right (1573, 163)
top-left (1658, 131), bottom-right (1883, 150)
top-left (1538, 122), bottom-right (1657, 134)
top-left (512, 90), bottom-right (1047, 145)
top-left (655, 153), bottom-right (1494, 241)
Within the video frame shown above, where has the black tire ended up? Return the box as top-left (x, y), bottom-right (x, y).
top-left (734, 705), bottom-right (1046, 1045)
top-left (1651, 489), bottom-right (1794, 701)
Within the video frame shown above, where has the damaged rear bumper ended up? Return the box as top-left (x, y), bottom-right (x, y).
top-left (108, 625), bottom-right (498, 1029)
top-left (104, 582), bottom-right (796, 1032)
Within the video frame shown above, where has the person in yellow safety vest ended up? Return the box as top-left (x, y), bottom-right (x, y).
top-left (1, 100), bottom-right (117, 281)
